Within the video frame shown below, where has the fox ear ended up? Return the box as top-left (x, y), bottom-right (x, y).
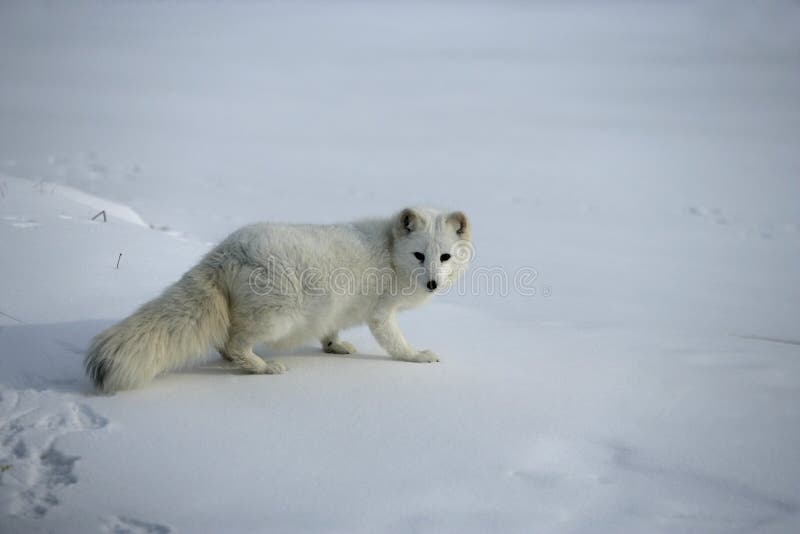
top-left (396, 208), bottom-right (422, 235)
top-left (447, 211), bottom-right (470, 238)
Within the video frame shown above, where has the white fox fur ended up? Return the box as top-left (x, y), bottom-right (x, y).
top-left (85, 207), bottom-right (471, 393)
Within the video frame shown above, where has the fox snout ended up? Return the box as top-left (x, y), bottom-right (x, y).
top-left (426, 280), bottom-right (437, 292)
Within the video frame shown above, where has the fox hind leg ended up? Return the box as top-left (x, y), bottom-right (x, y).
top-left (224, 324), bottom-right (286, 375)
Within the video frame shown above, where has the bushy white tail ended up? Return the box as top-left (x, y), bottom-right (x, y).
top-left (85, 265), bottom-right (230, 393)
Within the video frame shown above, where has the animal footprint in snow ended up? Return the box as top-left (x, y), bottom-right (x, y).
top-left (0, 388), bottom-right (108, 518)
top-left (102, 515), bottom-right (172, 534)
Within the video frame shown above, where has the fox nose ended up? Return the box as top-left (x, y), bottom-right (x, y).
top-left (426, 280), bottom-right (437, 291)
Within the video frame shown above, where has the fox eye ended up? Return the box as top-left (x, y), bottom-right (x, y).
top-left (413, 252), bottom-right (425, 262)
top-left (440, 253), bottom-right (451, 262)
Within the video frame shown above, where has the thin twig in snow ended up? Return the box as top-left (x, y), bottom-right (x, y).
top-left (0, 310), bottom-right (25, 324)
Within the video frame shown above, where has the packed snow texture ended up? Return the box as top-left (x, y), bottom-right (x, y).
top-left (1, 1), bottom-right (799, 532)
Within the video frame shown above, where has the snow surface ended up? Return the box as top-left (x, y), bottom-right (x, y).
top-left (1, 1), bottom-right (799, 532)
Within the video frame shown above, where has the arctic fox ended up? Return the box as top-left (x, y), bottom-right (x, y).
top-left (85, 207), bottom-right (471, 393)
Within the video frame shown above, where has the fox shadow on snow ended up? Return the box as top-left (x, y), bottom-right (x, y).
top-left (0, 320), bottom-right (392, 393)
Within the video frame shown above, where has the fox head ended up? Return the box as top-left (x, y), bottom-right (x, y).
top-left (391, 207), bottom-right (472, 294)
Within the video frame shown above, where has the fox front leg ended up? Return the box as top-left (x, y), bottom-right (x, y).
top-left (321, 333), bottom-right (357, 355)
top-left (368, 312), bottom-right (439, 363)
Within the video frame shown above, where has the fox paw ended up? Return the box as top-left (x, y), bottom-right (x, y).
top-left (323, 340), bottom-right (357, 355)
top-left (249, 359), bottom-right (287, 374)
top-left (262, 360), bottom-right (287, 374)
top-left (395, 350), bottom-right (440, 363)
